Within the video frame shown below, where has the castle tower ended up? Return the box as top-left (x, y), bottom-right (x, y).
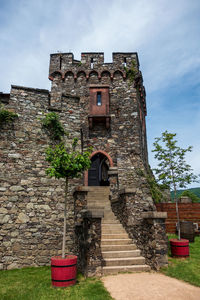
top-left (49, 52), bottom-right (148, 187)
top-left (0, 52), bottom-right (168, 274)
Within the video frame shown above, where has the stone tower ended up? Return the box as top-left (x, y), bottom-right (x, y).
top-left (0, 52), bottom-right (168, 274)
top-left (49, 52), bottom-right (148, 188)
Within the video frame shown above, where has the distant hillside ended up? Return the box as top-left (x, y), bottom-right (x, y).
top-left (171, 187), bottom-right (200, 200)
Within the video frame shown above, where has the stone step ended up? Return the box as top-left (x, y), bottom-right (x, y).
top-left (87, 203), bottom-right (110, 207)
top-left (101, 244), bottom-right (137, 251)
top-left (104, 257), bottom-right (145, 266)
top-left (102, 228), bottom-right (126, 234)
top-left (86, 187), bottom-right (110, 191)
top-left (87, 206), bottom-right (105, 211)
top-left (87, 194), bottom-right (110, 199)
top-left (102, 233), bottom-right (128, 239)
top-left (102, 220), bottom-right (122, 225)
top-left (103, 211), bottom-right (116, 215)
top-left (102, 216), bottom-right (117, 221)
top-left (87, 194), bottom-right (110, 197)
top-left (87, 201), bottom-right (109, 205)
top-left (102, 264), bottom-right (150, 275)
top-left (101, 239), bottom-right (132, 245)
top-left (102, 250), bottom-right (140, 258)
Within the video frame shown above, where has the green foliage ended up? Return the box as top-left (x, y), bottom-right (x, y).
top-left (0, 104), bottom-right (18, 127)
top-left (43, 112), bottom-right (92, 258)
top-left (0, 267), bottom-right (113, 300)
top-left (161, 236), bottom-right (200, 287)
top-left (41, 112), bottom-right (65, 141)
top-left (136, 168), bottom-right (165, 203)
top-left (179, 190), bottom-right (200, 203)
top-left (45, 141), bottom-right (91, 180)
top-left (152, 131), bottom-right (199, 193)
top-left (124, 60), bottom-right (138, 84)
top-left (171, 187), bottom-right (200, 200)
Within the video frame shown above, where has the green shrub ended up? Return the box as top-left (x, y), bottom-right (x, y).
top-left (0, 104), bottom-right (18, 127)
top-left (41, 112), bottom-right (65, 141)
top-left (124, 60), bottom-right (138, 84)
top-left (179, 190), bottom-right (200, 203)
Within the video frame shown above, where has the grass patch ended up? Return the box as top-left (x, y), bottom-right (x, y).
top-left (161, 235), bottom-right (200, 287)
top-left (0, 267), bottom-right (113, 300)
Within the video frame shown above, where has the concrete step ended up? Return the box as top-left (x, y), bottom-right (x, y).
top-left (102, 264), bottom-right (150, 275)
top-left (101, 239), bottom-right (132, 246)
top-left (101, 244), bottom-right (137, 251)
top-left (102, 234), bottom-right (128, 239)
top-left (102, 250), bottom-right (140, 258)
top-left (104, 257), bottom-right (145, 266)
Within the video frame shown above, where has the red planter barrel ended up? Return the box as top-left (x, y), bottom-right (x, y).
top-left (170, 239), bottom-right (189, 258)
top-left (51, 255), bottom-right (77, 288)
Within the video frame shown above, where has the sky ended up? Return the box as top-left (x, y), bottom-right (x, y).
top-left (0, 0), bottom-right (199, 188)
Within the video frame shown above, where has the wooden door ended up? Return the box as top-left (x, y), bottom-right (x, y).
top-left (88, 155), bottom-right (100, 186)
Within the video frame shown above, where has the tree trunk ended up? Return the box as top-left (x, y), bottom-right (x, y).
top-left (174, 185), bottom-right (181, 240)
top-left (62, 177), bottom-right (68, 258)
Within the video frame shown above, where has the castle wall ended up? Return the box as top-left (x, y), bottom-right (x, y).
top-left (0, 86), bottom-right (82, 270)
top-left (0, 52), bottom-right (166, 271)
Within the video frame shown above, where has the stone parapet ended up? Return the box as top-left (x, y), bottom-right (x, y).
top-left (111, 190), bottom-right (168, 270)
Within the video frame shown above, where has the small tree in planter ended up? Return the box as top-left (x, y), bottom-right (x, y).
top-left (42, 113), bottom-right (91, 287)
top-left (152, 131), bottom-right (199, 257)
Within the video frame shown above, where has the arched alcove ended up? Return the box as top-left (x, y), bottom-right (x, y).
top-left (85, 150), bottom-right (113, 186)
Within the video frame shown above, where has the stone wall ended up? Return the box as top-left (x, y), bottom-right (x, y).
top-left (74, 188), bottom-right (103, 277)
top-left (111, 189), bottom-right (168, 270)
top-left (0, 86), bottom-right (82, 270)
top-left (0, 52), bottom-right (167, 271)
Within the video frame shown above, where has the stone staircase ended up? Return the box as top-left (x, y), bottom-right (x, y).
top-left (87, 186), bottom-right (150, 275)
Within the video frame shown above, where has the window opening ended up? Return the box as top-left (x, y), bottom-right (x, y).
top-left (123, 57), bottom-right (127, 67)
top-left (59, 56), bottom-right (62, 70)
top-left (97, 92), bottom-right (102, 106)
top-left (91, 58), bottom-right (94, 69)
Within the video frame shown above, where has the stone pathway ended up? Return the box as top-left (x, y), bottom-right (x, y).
top-left (102, 272), bottom-right (200, 300)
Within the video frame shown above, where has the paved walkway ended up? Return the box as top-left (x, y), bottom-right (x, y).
top-left (102, 272), bottom-right (200, 300)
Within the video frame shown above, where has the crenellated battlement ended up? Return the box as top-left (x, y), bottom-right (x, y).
top-left (49, 52), bottom-right (139, 80)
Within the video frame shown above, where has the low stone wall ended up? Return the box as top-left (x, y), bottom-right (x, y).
top-left (111, 190), bottom-right (168, 270)
top-left (75, 216), bottom-right (103, 277)
top-left (156, 203), bottom-right (200, 233)
top-left (74, 187), bottom-right (103, 276)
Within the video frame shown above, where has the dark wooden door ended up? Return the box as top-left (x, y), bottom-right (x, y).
top-left (88, 156), bottom-right (100, 186)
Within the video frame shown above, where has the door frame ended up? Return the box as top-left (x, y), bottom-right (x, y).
top-left (84, 150), bottom-right (114, 186)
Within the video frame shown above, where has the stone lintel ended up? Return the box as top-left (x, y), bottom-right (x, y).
top-left (119, 188), bottom-right (136, 195)
top-left (142, 211), bottom-right (167, 219)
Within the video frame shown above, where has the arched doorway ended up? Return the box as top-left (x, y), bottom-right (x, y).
top-left (88, 152), bottom-right (110, 186)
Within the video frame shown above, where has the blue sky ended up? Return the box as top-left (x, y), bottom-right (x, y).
top-left (0, 0), bottom-right (199, 187)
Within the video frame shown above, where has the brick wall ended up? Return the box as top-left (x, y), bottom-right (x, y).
top-left (156, 203), bottom-right (200, 233)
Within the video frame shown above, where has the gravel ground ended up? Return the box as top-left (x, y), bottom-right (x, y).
top-left (102, 272), bottom-right (200, 300)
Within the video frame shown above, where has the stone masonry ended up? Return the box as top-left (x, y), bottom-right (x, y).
top-left (0, 52), bottom-right (168, 273)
